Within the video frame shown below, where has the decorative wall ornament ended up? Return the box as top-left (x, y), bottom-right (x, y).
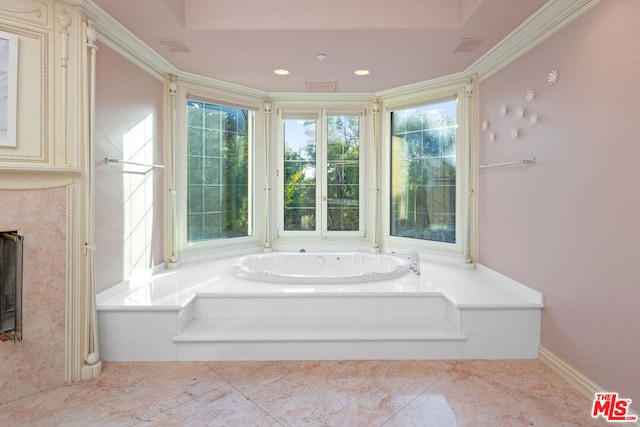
top-left (86, 20), bottom-right (98, 47)
top-left (487, 69), bottom-right (554, 146)
top-left (57, 10), bottom-right (72, 164)
top-left (526, 89), bottom-right (535, 103)
top-left (168, 74), bottom-right (177, 96)
top-left (371, 100), bottom-right (380, 114)
top-left (57, 13), bottom-right (72, 68)
top-left (529, 113), bottom-right (540, 127)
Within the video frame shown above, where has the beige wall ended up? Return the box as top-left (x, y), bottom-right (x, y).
top-left (478, 0), bottom-right (640, 408)
top-left (94, 43), bottom-right (165, 293)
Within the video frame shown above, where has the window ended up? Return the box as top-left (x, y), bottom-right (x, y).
top-left (283, 117), bottom-right (317, 231)
top-left (325, 115), bottom-right (361, 232)
top-left (280, 111), bottom-right (362, 236)
top-left (185, 100), bottom-right (253, 243)
top-left (390, 99), bottom-right (457, 244)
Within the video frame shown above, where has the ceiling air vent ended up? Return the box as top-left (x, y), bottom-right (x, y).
top-left (453, 38), bottom-right (484, 53)
top-left (158, 39), bottom-right (190, 53)
top-left (306, 82), bottom-right (337, 93)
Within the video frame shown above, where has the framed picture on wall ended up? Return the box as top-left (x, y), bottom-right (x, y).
top-left (0, 31), bottom-right (18, 148)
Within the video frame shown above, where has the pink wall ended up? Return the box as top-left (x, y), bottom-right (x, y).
top-left (478, 0), bottom-right (640, 408)
top-left (94, 43), bottom-right (165, 293)
top-left (0, 188), bottom-right (67, 403)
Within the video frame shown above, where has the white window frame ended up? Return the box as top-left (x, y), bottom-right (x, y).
top-left (322, 111), bottom-right (365, 237)
top-left (381, 83), bottom-right (471, 259)
top-left (175, 87), bottom-right (262, 256)
top-left (277, 109), bottom-right (365, 238)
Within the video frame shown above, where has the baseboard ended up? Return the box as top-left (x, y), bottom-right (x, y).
top-left (539, 346), bottom-right (639, 426)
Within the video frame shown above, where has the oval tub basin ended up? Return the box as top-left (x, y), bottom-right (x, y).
top-left (227, 252), bottom-right (411, 284)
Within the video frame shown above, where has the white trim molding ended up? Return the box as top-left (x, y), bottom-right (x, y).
top-left (539, 346), bottom-right (640, 426)
top-left (468, 0), bottom-right (604, 81)
top-left (80, 0), bottom-right (606, 101)
top-left (81, 0), bottom-right (173, 81)
top-left (81, 0), bottom-right (269, 100)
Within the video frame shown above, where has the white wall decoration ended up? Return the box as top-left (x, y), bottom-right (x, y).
top-left (529, 113), bottom-right (539, 127)
top-left (485, 68), bottom-right (557, 150)
top-left (526, 89), bottom-right (535, 103)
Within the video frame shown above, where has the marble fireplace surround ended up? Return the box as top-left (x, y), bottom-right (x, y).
top-left (0, 172), bottom-right (77, 404)
top-left (0, 0), bottom-right (104, 404)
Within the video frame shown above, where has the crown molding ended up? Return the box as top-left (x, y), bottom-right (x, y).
top-left (269, 92), bottom-right (374, 105)
top-left (374, 71), bottom-right (468, 104)
top-left (81, 0), bottom-right (176, 81)
top-left (81, 1), bottom-right (267, 98)
top-left (58, 0), bottom-right (84, 6)
top-left (468, 0), bottom-right (604, 81)
top-left (177, 70), bottom-right (268, 100)
top-left (79, 0), bottom-right (604, 96)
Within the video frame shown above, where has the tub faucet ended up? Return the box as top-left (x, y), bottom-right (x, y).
top-left (299, 248), bottom-right (306, 253)
top-left (392, 251), bottom-right (420, 275)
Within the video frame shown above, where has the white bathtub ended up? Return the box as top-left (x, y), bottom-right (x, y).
top-left (227, 251), bottom-right (414, 284)
top-left (97, 252), bottom-right (543, 361)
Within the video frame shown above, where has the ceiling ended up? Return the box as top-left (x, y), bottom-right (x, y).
top-left (91, 0), bottom-right (549, 93)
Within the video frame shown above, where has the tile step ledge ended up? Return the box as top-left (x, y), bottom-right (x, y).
top-left (173, 318), bottom-right (466, 343)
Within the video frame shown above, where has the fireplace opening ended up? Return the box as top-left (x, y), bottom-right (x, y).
top-left (1, 231), bottom-right (23, 342)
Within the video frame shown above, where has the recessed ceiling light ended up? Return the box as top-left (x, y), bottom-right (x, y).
top-left (274, 69), bottom-right (290, 75)
top-left (354, 69), bottom-right (370, 76)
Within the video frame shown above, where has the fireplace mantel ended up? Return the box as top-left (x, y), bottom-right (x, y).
top-left (0, 168), bottom-right (79, 190)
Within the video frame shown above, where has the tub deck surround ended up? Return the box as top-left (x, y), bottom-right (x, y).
top-left (97, 253), bottom-right (543, 362)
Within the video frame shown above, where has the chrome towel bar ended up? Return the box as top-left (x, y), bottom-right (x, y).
top-left (478, 158), bottom-right (536, 170)
top-left (104, 157), bottom-right (164, 169)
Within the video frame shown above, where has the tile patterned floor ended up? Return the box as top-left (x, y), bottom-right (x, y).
top-left (0, 359), bottom-right (610, 426)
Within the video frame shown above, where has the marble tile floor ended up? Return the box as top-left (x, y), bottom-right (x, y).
top-left (0, 359), bottom-right (610, 426)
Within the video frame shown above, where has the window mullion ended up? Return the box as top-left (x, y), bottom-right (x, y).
top-left (319, 110), bottom-right (328, 235)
